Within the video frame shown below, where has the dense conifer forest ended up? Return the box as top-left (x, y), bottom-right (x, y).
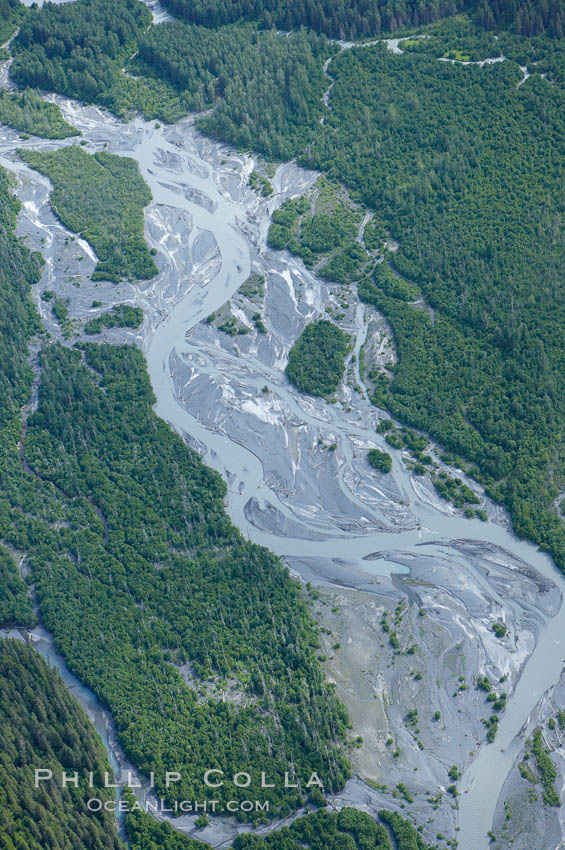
top-left (136, 23), bottom-right (330, 151)
top-left (0, 165), bottom-right (43, 630)
top-left (0, 640), bottom-right (124, 850)
top-left (0, 0), bottom-right (23, 44)
top-left (156, 0), bottom-right (565, 39)
top-left (0, 545), bottom-right (35, 628)
top-left (10, 0), bottom-right (152, 102)
top-left (23, 339), bottom-right (349, 811)
top-left (477, 0), bottom-right (565, 36)
top-left (160, 0), bottom-right (474, 39)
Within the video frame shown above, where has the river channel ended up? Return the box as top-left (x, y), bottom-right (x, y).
top-left (0, 90), bottom-right (564, 849)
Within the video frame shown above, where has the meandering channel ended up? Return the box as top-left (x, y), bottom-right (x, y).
top-left (1, 98), bottom-right (564, 849)
top-left (123, 115), bottom-right (565, 850)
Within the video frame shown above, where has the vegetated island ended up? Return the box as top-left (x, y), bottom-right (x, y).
top-left (19, 146), bottom-right (158, 282)
top-left (84, 304), bottom-right (144, 335)
top-left (286, 319), bottom-right (350, 397)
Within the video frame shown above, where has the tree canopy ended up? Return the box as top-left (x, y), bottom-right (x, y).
top-left (286, 320), bottom-right (350, 397)
top-left (0, 639), bottom-right (124, 850)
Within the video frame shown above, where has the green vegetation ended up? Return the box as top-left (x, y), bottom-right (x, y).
top-left (0, 644), bottom-right (435, 849)
top-left (0, 89), bottom-right (79, 139)
top-left (268, 197), bottom-right (310, 253)
top-left (19, 6), bottom-right (565, 581)
top-left (363, 219), bottom-right (386, 251)
top-left (402, 16), bottom-right (502, 62)
top-left (138, 22), bottom-right (331, 149)
top-left (368, 448), bottom-right (392, 474)
top-left (235, 807), bottom-right (397, 849)
top-left (477, 0), bottom-right (565, 36)
top-left (518, 760), bottom-right (536, 783)
top-left (286, 320), bottom-right (349, 397)
top-left (381, 424), bottom-right (427, 453)
top-left (10, 1), bottom-right (331, 146)
top-left (0, 546), bottom-right (35, 628)
top-left (301, 41), bottom-right (565, 569)
top-left (395, 782), bottom-right (414, 804)
top-left (0, 164), bottom-right (43, 627)
top-left (52, 298), bottom-right (74, 339)
top-left (371, 263), bottom-right (420, 303)
top-left (484, 714), bottom-right (499, 743)
top-left (52, 299), bottom-right (69, 324)
top-left (249, 171), bottom-right (273, 197)
top-left (531, 728), bottom-right (560, 806)
top-left (218, 317), bottom-right (248, 335)
top-left (372, 421), bottom-right (462, 491)
top-left (0, 639), bottom-right (124, 850)
top-left (492, 621), bottom-right (508, 639)
top-left (319, 242), bottom-right (370, 284)
top-left (308, 787), bottom-right (327, 807)
top-left (267, 181), bottom-right (368, 276)
top-left (379, 809), bottom-right (433, 849)
top-left (159, 0), bottom-right (565, 40)
top-left (3, 0), bottom-right (565, 842)
top-left (8, 0), bottom-right (565, 578)
top-left (84, 304), bottom-right (143, 335)
top-left (211, 309), bottom-right (252, 336)
top-left (0, 166), bottom-right (42, 411)
top-left (20, 147), bottom-right (157, 282)
top-left (126, 791), bottom-right (210, 849)
top-left (478, 674), bottom-right (507, 741)
top-left (0, 0), bottom-right (24, 45)
top-left (15, 339), bottom-right (349, 814)
top-left (301, 211), bottom-right (354, 253)
top-left (9, 0), bottom-right (163, 119)
top-left (239, 273), bottom-right (265, 299)
top-left (433, 473), bottom-right (480, 510)
top-left (160, 0), bottom-right (475, 39)
top-left (486, 691), bottom-right (507, 711)
top-left (0, 159), bottom-right (349, 822)
top-left (126, 803), bottom-right (437, 849)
